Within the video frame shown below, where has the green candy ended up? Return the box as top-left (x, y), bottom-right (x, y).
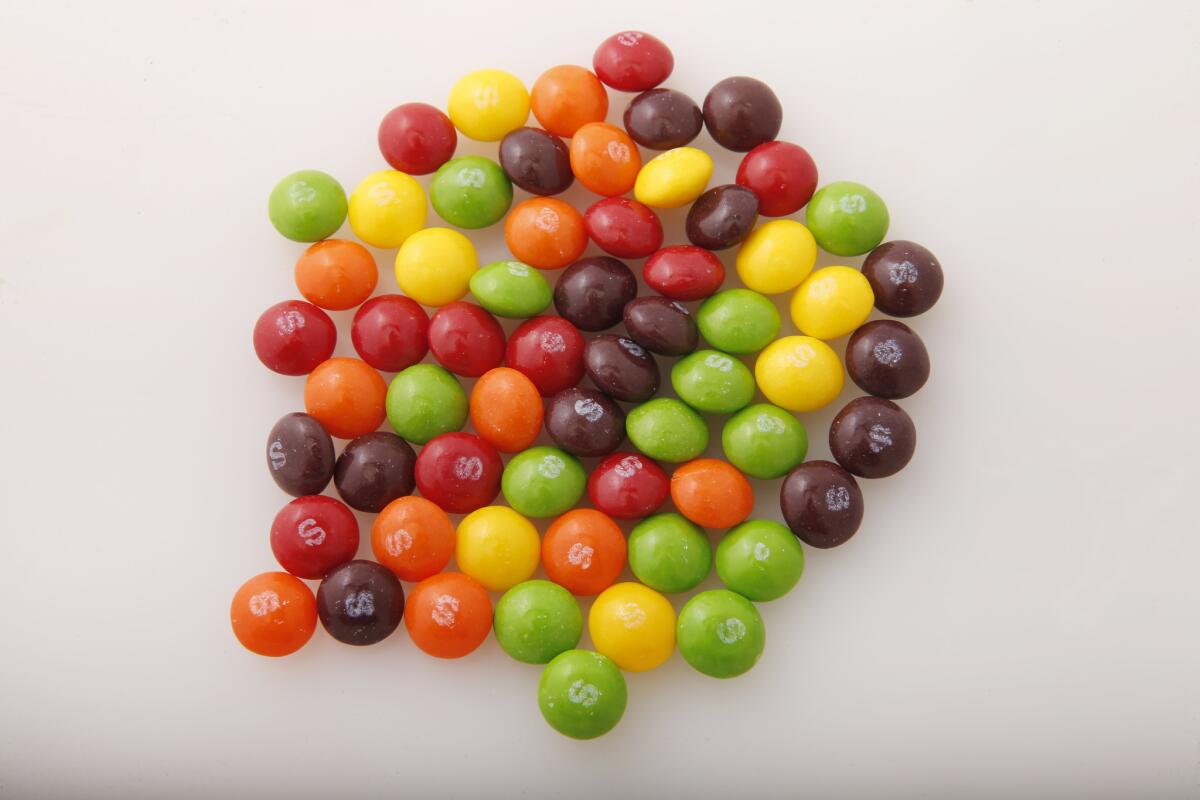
top-left (502, 446), bottom-right (586, 518)
top-left (429, 156), bottom-right (512, 229)
top-left (625, 398), bottom-right (709, 463)
top-left (676, 589), bottom-right (766, 679)
top-left (628, 513), bottom-right (712, 593)
top-left (267, 169), bottom-right (347, 242)
top-left (716, 520), bottom-right (805, 602)
top-left (468, 261), bottom-right (552, 318)
top-left (805, 181), bottom-right (889, 257)
top-left (385, 364), bottom-right (467, 444)
top-left (494, 580), bottom-right (583, 664)
top-left (696, 289), bottom-right (780, 354)
top-left (671, 350), bottom-right (755, 414)
top-left (721, 404), bottom-right (808, 479)
top-left (538, 649), bottom-right (627, 739)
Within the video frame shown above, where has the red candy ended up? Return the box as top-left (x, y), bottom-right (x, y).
top-left (593, 31), bottom-right (674, 92)
top-left (583, 197), bottom-right (664, 259)
top-left (253, 300), bottom-right (337, 376)
top-left (428, 301), bottom-right (505, 378)
top-left (350, 295), bottom-right (430, 373)
top-left (269, 495), bottom-right (360, 579)
top-left (735, 141), bottom-right (819, 217)
top-left (587, 452), bottom-right (670, 520)
top-left (505, 316), bottom-right (586, 396)
top-left (414, 432), bottom-right (503, 514)
top-left (643, 245), bottom-right (725, 301)
top-left (378, 102), bottom-right (457, 175)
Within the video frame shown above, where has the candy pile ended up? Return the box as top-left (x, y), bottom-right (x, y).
top-left (234, 30), bottom-right (943, 740)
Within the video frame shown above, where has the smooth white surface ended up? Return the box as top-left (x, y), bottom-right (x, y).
top-left (2, 1), bottom-right (1199, 797)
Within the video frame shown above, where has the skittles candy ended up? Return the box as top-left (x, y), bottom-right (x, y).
top-left (702, 77), bottom-right (782, 152)
top-left (530, 65), bottom-right (608, 138)
top-left (270, 495), bottom-right (360, 580)
top-left (790, 266), bottom-right (875, 340)
top-left (643, 245), bottom-right (724, 301)
top-left (805, 181), bottom-right (890, 257)
top-left (588, 582), bottom-right (676, 672)
top-left (625, 398), bottom-right (709, 464)
top-left (584, 334), bottom-right (660, 403)
top-left (294, 239), bottom-right (377, 311)
top-left (623, 88), bottom-right (703, 150)
top-left (623, 296), bottom-right (699, 356)
top-left (371, 496), bottom-right (457, 581)
top-left (334, 432), bottom-right (417, 513)
top-left (469, 367), bottom-right (544, 453)
top-left (405, 572), bottom-right (493, 659)
top-left (348, 170), bottom-right (427, 248)
top-left (569, 122), bottom-right (642, 197)
top-left (538, 650), bottom-right (627, 739)
top-left (542, 508), bottom-right (627, 596)
top-left (593, 31), bottom-right (673, 92)
top-left (429, 156), bottom-right (513, 229)
top-left (779, 460), bottom-right (864, 549)
top-left (544, 387), bottom-right (626, 458)
top-left (828, 396), bottom-right (917, 479)
top-left (861, 240), bottom-right (944, 317)
top-left (456, 506), bottom-right (542, 592)
top-left (231, 572), bottom-right (317, 657)
top-left (633, 147), bottom-right (713, 209)
top-left (695, 289), bottom-right (781, 355)
top-left (394, 227), bottom-right (478, 307)
top-left (735, 219), bottom-right (817, 295)
top-left (582, 198), bottom-right (664, 260)
top-left (498, 127), bottom-right (574, 196)
top-left (721, 404), bottom-right (808, 480)
top-left (502, 446), bottom-right (587, 518)
top-left (385, 364), bottom-right (468, 444)
top-left (676, 589), bottom-right (765, 678)
top-left (350, 295), bottom-right (429, 373)
top-left (268, 169), bottom-right (346, 242)
top-left (504, 197), bottom-right (587, 270)
top-left (627, 513), bottom-right (712, 594)
top-left (427, 301), bottom-right (506, 378)
top-left (448, 69), bottom-right (530, 142)
top-left (266, 412), bottom-right (335, 497)
top-left (505, 316), bottom-right (586, 396)
top-left (670, 350), bottom-right (756, 414)
top-left (494, 580), bottom-right (584, 665)
top-left (378, 102), bottom-right (457, 175)
top-left (303, 358), bottom-right (387, 439)
top-left (754, 336), bottom-right (844, 413)
top-left (715, 520), bottom-right (805, 602)
top-left (469, 260), bottom-right (553, 319)
top-left (414, 432), bottom-right (503, 514)
top-left (736, 141), bottom-right (818, 217)
top-left (670, 459), bottom-right (754, 529)
top-left (553, 257), bottom-right (638, 331)
top-left (253, 300), bottom-right (336, 376)
top-left (317, 560), bottom-right (405, 646)
top-left (587, 452), bottom-right (670, 521)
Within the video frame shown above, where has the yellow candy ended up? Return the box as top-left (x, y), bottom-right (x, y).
top-left (395, 227), bottom-right (478, 307)
top-left (633, 147), bottom-right (713, 209)
top-left (348, 170), bottom-right (427, 249)
top-left (755, 336), bottom-right (844, 413)
top-left (588, 582), bottom-right (676, 672)
top-left (448, 69), bottom-right (530, 142)
top-left (790, 266), bottom-right (874, 340)
top-left (455, 506), bottom-right (540, 592)
top-left (735, 220), bottom-right (817, 295)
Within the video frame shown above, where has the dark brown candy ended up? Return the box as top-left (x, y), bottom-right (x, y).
top-left (622, 296), bottom-right (699, 356)
top-left (702, 77), bottom-right (782, 152)
top-left (317, 560), bottom-right (405, 646)
top-left (333, 432), bottom-right (416, 512)
top-left (829, 397), bottom-right (916, 479)
top-left (622, 88), bottom-right (704, 150)
top-left (553, 257), bottom-right (638, 332)
top-left (584, 334), bottom-right (661, 403)
top-left (266, 412), bottom-right (335, 497)
top-left (861, 240), bottom-right (944, 317)
top-left (685, 184), bottom-right (759, 250)
top-left (846, 320), bottom-right (930, 399)
top-left (498, 127), bottom-right (574, 196)
top-left (544, 386), bottom-right (626, 457)
top-left (779, 460), bottom-right (864, 549)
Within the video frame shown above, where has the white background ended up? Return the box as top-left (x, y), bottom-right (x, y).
top-left (1, 1), bottom-right (1198, 797)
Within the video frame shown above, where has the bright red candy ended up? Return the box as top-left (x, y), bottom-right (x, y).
top-left (428, 301), bottom-right (505, 378)
top-left (350, 295), bottom-right (430, 373)
top-left (593, 31), bottom-right (673, 92)
top-left (735, 141), bottom-right (819, 217)
top-left (505, 316), bottom-right (586, 396)
top-left (269, 495), bottom-right (360, 579)
top-left (583, 197), bottom-right (664, 259)
top-left (643, 245), bottom-right (725, 301)
top-left (588, 452), bottom-right (670, 520)
top-left (253, 300), bottom-right (337, 376)
top-left (414, 432), bottom-right (503, 514)
top-left (378, 102), bottom-right (457, 175)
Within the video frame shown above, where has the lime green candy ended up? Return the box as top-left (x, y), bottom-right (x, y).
top-left (628, 513), bottom-right (712, 593)
top-left (538, 649), bottom-right (627, 739)
top-left (626, 398), bottom-right (709, 463)
top-left (696, 289), bottom-right (780, 354)
top-left (721, 403), bottom-right (808, 479)
top-left (430, 156), bottom-right (512, 229)
top-left (268, 170), bottom-right (347, 242)
top-left (502, 446), bottom-right (587, 518)
top-left (676, 589), bottom-right (766, 679)
top-left (494, 580), bottom-right (583, 664)
top-left (385, 364), bottom-right (468, 444)
top-left (469, 261), bottom-right (552, 318)
top-left (805, 181), bottom-right (889, 257)
top-left (716, 520), bottom-right (805, 602)
top-left (671, 350), bottom-right (755, 414)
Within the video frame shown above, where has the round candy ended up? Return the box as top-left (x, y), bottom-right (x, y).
top-left (846, 320), bottom-right (930, 399)
top-left (754, 336), bottom-right (844, 413)
top-left (791, 266), bottom-right (875, 340)
top-left (501, 446), bottom-right (587, 518)
top-left (582, 198), bottom-right (663, 259)
top-left (671, 350), bottom-right (756, 414)
top-left (317, 560), bottom-right (404, 646)
top-left (702, 77), bottom-right (782, 152)
top-left (696, 289), bottom-right (780, 354)
top-left (861, 240), bottom-right (944, 317)
top-left (735, 219), bottom-right (817, 295)
top-left (405, 571), bottom-right (493, 659)
top-left (676, 589), bottom-right (765, 678)
top-left (589, 582), bottom-right (675, 672)
top-left (378, 102), bottom-right (457, 175)
top-left (569, 122), bottom-right (641, 197)
top-left (593, 30), bottom-right (673, 91)
top-left (544, 387), bottom-right (626, 457)
top-left (333, 431), bottom-right (416, 512)
top-left (623, 296), bottom-right (699, 356)
top-left (348, 170), bottom-right (427, 248)
top-left (268, 170), bottom-right (346, 242)
top-left (498, 127), bottom-right (574, 196)
top-left (505, 316), bottom-right (586, 396)
top-left (542, 508), bottom-right (627, 596)
top-left (625, 398), bottom-right (708, 463)
top-left (394, 227), bottom-right (478, 307)
top-left (806, 181), bottom-right (890, 257)
top-left (504, 197), bottom-right (586, 270)
top-left (829, 396), bottom-right (916, 479)
top-left (456, 506), bottom-right (541, 592)
top-left (413, 432), bottom-right (503, 514)
top-left (428, 301), bottom-right (505, 377)
top-left (623, 88), bottom-right (703, 150)
top-left (633, 147), bottom-right (713, 209)
top-left (716, 520), bottom-right (804, 602)
top-left (253, 300), bottom-right (336, 376)
top-left (628, 512), bottom-right (712, 593)
top-left (530, 65), bottom-right (608, 137)
top-left (686, 184), bottom-right (758, 250)
top-left (429, 156), bottom-right (513, 229)
top-left (553, 256), bottom-right (638, 331)
top-left (494, 580), bottom-right (583, 664)
top-left (469, 260), bottom-right (552, 318)
top-left (643, 245), bottom-right (724, 301)
top-left (779, 460), bottom-right (864, 549)
top-left (385, 364), bottom-right (468, 444)
top-left (584, 334), bottom-right (660, 402)
top-left (538, 650), bottom-right (627, 740)
top-left (304, 358), bottom-right (387, 439)
top-left (469, 367), bottom-right (544, 453)
top-left (736, 141), bottom-right (818, 217)
top-left (350, 295), bottom-right (429, 373)
top-left (722, 404), bottom-right (808, 480)
top-left (670, 458), bottom-right (753, 529)
top-left (371, 495), bottom-right (456, 581)
top-left (270, 495), bottom-right (360, 580)
top-left (230, 572), bottom-right (317, 657)
top-left (588, 452), bottom-right (670, 520)
top-left (294, 240), bottom-right (377, 311)
top-left (447, 69), bottom-right (530, 142)
top-left (266, 412), bottom-right (335, 497)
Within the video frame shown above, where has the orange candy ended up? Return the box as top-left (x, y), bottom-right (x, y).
top-left (405, 571), bottom-right (494, 659)
top-left (569, 122), bottom-right (642, 197)
top-left (670, 458), bottom-right (754, 529)
top-left (230, 571), bottom-right (317, 657)
top-left (542, 508), bottom-right (627, 596)
top-left (503, 197), bottom-right (586, 270)
top-left (469, 367), bottom-right (544, 453)
top-left (530, 65), bottom-right (609, 138)
top-left (303, 357), bottom-right (387, 439)
top-left (371, 496), bottom-right (456, 582)
top-left (294, 239), bottom-right (378, 310)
